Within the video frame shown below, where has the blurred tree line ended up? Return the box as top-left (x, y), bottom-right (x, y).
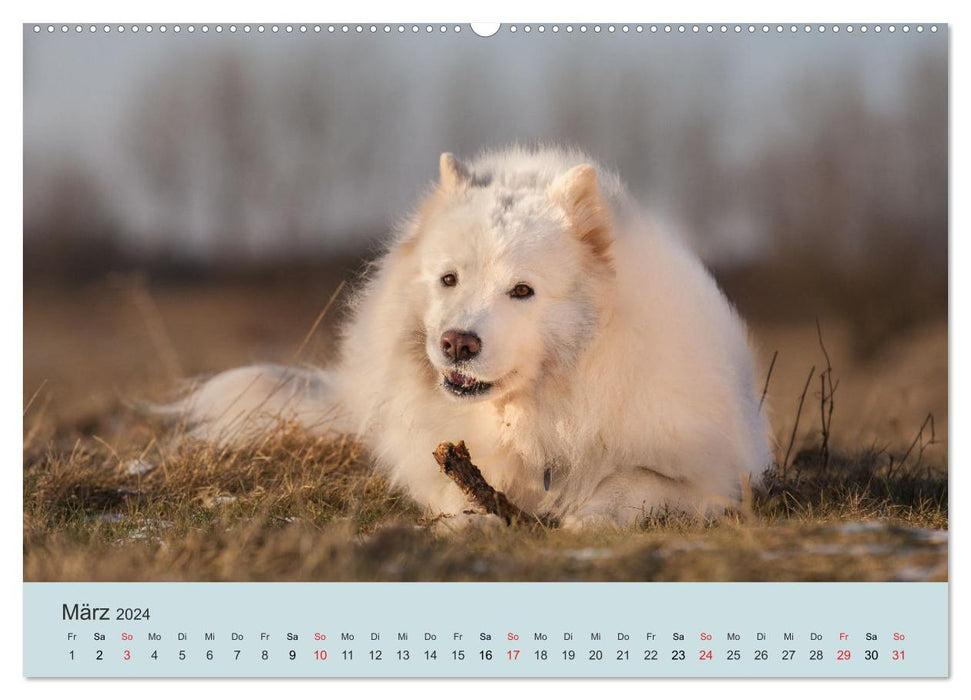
top-left (24, 46), bottom-right (946, 352)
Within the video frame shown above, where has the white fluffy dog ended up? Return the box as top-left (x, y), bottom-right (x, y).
top-left (175, 146), bottom-right (771, 527)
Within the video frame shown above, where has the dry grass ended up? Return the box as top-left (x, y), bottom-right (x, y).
top-left (23, 423), bottom-right (946, 581)
top-left (23, 274), bottom-right (948, 582)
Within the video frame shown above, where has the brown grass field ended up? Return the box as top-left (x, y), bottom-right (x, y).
top-left (23, 267), bottom-right (948, 582)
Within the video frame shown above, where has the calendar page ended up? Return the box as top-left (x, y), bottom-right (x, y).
top-left (22, 19), bottom-right (948, 679)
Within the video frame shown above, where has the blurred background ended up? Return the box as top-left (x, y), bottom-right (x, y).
top-left (23, 25), bottom-right (948, 459)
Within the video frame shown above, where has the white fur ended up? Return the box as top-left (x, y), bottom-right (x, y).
top-left (173, 145), bottom-right (772, 526)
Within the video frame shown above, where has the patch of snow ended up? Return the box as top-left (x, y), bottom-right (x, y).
top-left (892, 565), bottom-right (944, 582)
top-left (94, 513), bottom-right (128, 524)
top-left (909, 528), bottom-right (948, 545)
top-left (835, 521), bottom-right (886, 534)
top-left (123, 459), bottom-right (156, 476)
top-left (548, 547), bottom-right (617, 561)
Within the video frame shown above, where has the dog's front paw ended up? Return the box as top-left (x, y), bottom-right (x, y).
top-left (430, 510), bottom-right (505, 535)
top-left (559, 512), bottom-right (621, 531)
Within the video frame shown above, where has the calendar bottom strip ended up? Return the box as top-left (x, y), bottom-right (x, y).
top-left (24, 581), bottom-right (948, 677)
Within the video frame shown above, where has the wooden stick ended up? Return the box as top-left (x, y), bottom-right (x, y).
top-left (433, 441), bottom-right (558, 528)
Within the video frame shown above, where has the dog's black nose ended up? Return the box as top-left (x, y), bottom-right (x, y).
top-left (440, 330), bottom-right (481, 362)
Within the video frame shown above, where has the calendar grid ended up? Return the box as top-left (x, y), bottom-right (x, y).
top-left (24, 582), bottom-right (947, 678)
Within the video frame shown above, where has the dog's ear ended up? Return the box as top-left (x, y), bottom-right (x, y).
top-left (439, 153), bottom-right (471, 193)
top-left (550, 164), bottom-right (613, 264)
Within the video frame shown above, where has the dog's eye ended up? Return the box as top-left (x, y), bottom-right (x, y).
top-left (509, 284), bottom-right (534, 299)
top-left (441, 273), bottom-right (458, 287)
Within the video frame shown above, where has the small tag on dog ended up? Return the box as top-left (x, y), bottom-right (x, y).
top-left (543, 466), bottom-right (552, 491)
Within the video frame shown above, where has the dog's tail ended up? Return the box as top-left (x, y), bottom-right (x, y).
top-left (152, 364), bottom-right (350, 446)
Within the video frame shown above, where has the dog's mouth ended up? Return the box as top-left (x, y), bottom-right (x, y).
top-left (442, 370), bottom-right (493, 397)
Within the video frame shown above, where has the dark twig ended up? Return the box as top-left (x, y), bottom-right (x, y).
top-left (815, 318), bottom-right (837, 470)
top-left (433, 441), bottom-right (558, 528)
top-left (899, 413), bottom-right (936, 468)
top-left (782, 366), bottom-right (815, 479)
top-left (759, 350), bottom-right (778, 412)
